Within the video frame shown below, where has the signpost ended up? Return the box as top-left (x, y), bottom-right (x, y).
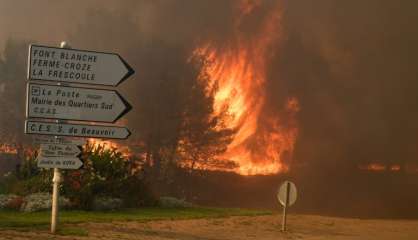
top-left (25, 120), bottom-right (131, 139)
top-left (39, 144), bottom-right (81, 158)
top-left (33, 136), bottom-right (86, 146)
top-left (277, 181), bottom-right (297, 231)
top-left (27, 83), bottom-right (131, 123)
top-left (24, 41), bottom-right (134, 234)
top-left (37, 156), bottom-right (83, 170)
top-left (28, 45), bottom-right (134, 86)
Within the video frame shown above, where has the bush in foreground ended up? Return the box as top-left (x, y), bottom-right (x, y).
top-left (0, 143), bottom-right (157, 211)
top-left (61, 143), bottom-right (156, 210)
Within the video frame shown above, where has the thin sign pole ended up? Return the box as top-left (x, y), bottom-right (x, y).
top-left (281, 181), bottom-right (290, 231)
top-left (50, 167), bottom-right (60, 234)
top-left (50, 41), bottom-right (71, 234)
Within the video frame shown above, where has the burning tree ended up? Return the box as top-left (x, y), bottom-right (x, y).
top-left (67, 2), bottom-right (300, 178)
top-left (68, 8), bottom-right (236, 179)
top-left (177, 57), bottom-right (236, 172)
top-left (135, 48), bottom-right (236, 178)
top-left (193, 1), bottom-right (299, 175)
top-left (0, 1), bottom-right (301, 184)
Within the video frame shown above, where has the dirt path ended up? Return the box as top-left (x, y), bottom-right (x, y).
top-left (1, 214), bottom-right (418, 239)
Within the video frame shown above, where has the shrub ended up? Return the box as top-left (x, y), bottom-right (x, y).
top-left (13, 173), bottom-right (52, 195)
top-left (4, 151), bottom-right (52, 195)
top-left (0, 173), bottom-right (18, 195)
top-left (5, 195), bottom-right (24, 210)
top-left (0, 194), bottom-right (21, 209)
top-left (20, 192), bottom-right (70, 212)
top-left (2, 143), bottom-right (156, 210)
top-left (92, 197), bottom-right (123, 211)
top-left (159, 197), bottom-right (193, 208)
top-left (61, 143), bottom-right (156, 210)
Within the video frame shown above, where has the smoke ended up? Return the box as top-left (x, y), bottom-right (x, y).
top-left (1, 0), bottom-right (418, 215)
top-left (271, 0), bottom-right (418, 174)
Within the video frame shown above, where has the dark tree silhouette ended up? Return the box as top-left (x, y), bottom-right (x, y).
top-left (0, 39), bottom-right (29, 163)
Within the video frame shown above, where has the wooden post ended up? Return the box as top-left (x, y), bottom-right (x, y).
top-left (281, 181), bottom-right (290, 231)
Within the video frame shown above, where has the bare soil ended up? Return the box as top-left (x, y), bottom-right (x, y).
top-left (1, 214), bottom-right (418, 240)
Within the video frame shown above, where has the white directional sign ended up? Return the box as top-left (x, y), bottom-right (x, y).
top-left (27, 83), bottom-right (131, 123)
top-left (28, 45), bottom-right (134, 86)
top-left (40, 144), bottom-right (81, 158)
top-left (37, 156), bottom-right (83, 170)
top-left (25, 120), bottom-right (130, 139)
top-left (33, 136), bottom-right (86, 146)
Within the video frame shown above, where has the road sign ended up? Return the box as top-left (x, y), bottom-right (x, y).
top-left (33, 136), bottom-right (86, 146)
top-left (277, 181), bottom-right (297, 207)
top-left (40, 144), bottom-right (81, 158)
top-left (28, 45), bottom-right (134, 86)
top-left (27, 41), bottom-right (134, 235)
top-left (37, 156), bottom-right (83, 169)
top-left (25, 120), bottom-right (131, 139)
top-left (277, 180), bottom-right (297, 232)
top-left (26, 83), bottom-right (131, 123)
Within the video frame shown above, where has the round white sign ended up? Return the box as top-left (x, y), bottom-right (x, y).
top-left (277, 181), bottom-right (297, 207)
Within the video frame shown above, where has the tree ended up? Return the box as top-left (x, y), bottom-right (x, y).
top-left (137, 50), bottom-right (236, 181)
top-left (68, 8), bottom-right (235, 190)
top-left (0, 39), bottom-right (30, 162)
top-left (177, 56), bottom-right (236, 173)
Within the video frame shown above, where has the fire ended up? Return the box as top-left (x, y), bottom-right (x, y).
top-left (87, 139), bottom-right (132, 158)
top-left (390, 165), bottom-right (401, 171)
top-left (359, 163), bottom-right (387, 172)
top-left (0, 144), bottom-right (18, 155)
top-left (358, 163), bottom-right (402, 172)
top-left (195, 1), bottom-right (298, 175)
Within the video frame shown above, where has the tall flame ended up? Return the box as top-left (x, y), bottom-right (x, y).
top-left (195, 1), bottom-right (299, 175)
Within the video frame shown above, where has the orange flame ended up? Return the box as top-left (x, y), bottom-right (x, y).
top-left (0, 144), bottom-right (18, 155)
top-left (359, 163), bottom-right (387, 172)
top-left (358, 163), bottom-right (402, 172)
top-left (87, 138), bottom-right (132, 158)
top-left (390, 165), bottom-right (401, 171)
top-left (195, 1), bottom-right (298, 175)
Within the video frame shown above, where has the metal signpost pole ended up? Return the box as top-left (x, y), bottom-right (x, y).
top-left (51, 166), bottom-right (60, 233)
top-left (281, 181), bottom-right (290, 231)
top-left (25, 40), bottom-right (133, 234)
top-left (50, 41), bottom-right (70, 234)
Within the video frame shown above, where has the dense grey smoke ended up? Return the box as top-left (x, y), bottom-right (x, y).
top-left (1, 1), bottom-right (418, 214)
top-left (274, 0), bottom-right (418, 174)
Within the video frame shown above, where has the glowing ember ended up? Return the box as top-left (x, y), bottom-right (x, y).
top-left (389, 165), bottom-right (401, 171)
top-left (358, 163), bottom-right (403, 172)
top-left (195, 1), bottom-right (298, 175)
top-left (360, 163), bottom-right (386, 172)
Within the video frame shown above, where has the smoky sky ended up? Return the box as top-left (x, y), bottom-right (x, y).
top-left (1, 0), bottom-right (418, 175)
top-left (274, 0), bottom-right (418, 173)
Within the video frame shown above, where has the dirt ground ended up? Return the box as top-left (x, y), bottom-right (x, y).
top-left (1, 214), bottom-right (418, 240)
